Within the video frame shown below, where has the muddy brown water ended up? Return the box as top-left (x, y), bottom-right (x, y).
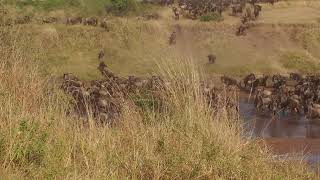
top-left (239, 93), bottom-right (320, 166)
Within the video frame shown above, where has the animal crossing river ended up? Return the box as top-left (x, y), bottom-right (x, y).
top-left (239, 93), bottom-right (320, 167)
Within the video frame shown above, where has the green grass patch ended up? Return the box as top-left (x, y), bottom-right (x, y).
top-left (3, 0), bottom-right (157, 16)
top-left (199, 12), bottom-right (224, 22)
top-left (281, 51), bottom-right (320, 73)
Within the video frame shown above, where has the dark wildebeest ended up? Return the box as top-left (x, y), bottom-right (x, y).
top-left (253, 4), bottom-right (262, 19)
top-left (66, 17), bottom-right (82, 25)
top-left (98, 50), bottom-right (105, 62)
top-left (98, 62), bottom-right (116, 79)
top-left (42, 17), bottom-right (59, 24)
top-left (307, 103), bottom-right (320, 119)
top-left (172, 7), bottom-right (180, 20)
top-left (236, 23), bottom-right (249, 36)
top-left (169, 31), bottom-right (177, 45)
top-left (221, 76), bottom-right (239, 87)
top-left (249, 0), bottom-right (258, 5)
top-left (267, 0), bottom-right (276, 5)
top-left (231, 4), bottom-right (243, 16)
top-left (208, 54), bottom-right (216, 64)
top-left (241, 14), bottom-right (250, 24)
top-left (83, 17), bottom-right (98, 26)
top-left (290, 73), bottom-right (303, 81)
top-left (160, 0), bottom-right (174, 6)
top-left (100, 18), bottom-right (109, 31)
top-left (216, 5), bottom-right (223, 16)
top-left (243, 73), bottom-right (256, 88)
top-left (14, 16), bottom-right (31, 25)
top-left (0, 9), bottom-right (8, 15)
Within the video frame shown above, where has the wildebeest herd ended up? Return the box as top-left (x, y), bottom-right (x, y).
top-left (61, 52), bottom-right (238, 124)
top-left (0, 15), bottom-right (110, 30)
top-left (221, 73), bottom-right (320, 120)
top-left (61, 61), bottom-right (165, 124)
top-left (62, 59), bottom-right (320, 124)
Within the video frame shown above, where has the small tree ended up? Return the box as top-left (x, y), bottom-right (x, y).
top-left (105, 0), bottom-right (139, 16)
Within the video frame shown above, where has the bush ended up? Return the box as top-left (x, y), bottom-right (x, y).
top-left (105, 0), bottom-right (140, 16)
top-left (281, 52), bottom-right (320, 73)
top-left (199, 12), bottom-right (224, 22)
top-left (11, 0), bottom-right (81, 10)
top-left (12, 120), bottom-right (48, 166)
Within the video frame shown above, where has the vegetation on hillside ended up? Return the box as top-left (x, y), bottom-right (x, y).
top-left (2, 0), bottom-right (156, 16)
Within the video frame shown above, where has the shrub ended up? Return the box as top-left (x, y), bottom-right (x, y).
top-left (12, 0), bottom-right (81, 10)
top-left (105, 0), bottom-right (140, 16)
top-left (12, 120), bottom-right (48, 166)
top-left (199, 12), bottom-right (224, 22)
top-left (281, 52), bottom-right (320, 73)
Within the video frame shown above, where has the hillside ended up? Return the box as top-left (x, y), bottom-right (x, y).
top-left (2, 1), bottom-right (320, 80)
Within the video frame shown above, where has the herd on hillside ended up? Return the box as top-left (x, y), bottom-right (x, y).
top-left (61, 51), bottom-right (238, 124)
top-left (4, 0), bottom-right (312, 124)
top-left (1, 0), bottom-right (273, 37)
top-left (61, 51), bottom-right (320, 124)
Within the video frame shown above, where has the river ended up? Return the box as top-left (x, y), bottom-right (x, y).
top-left (239, 93), bottom-right (320, 169)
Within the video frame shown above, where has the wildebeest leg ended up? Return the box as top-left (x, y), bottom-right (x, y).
top-left (248, 83), bottom-right (254, 102)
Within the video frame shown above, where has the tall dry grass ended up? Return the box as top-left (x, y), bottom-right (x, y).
top-left (0, 23), bottom-right (317, 179)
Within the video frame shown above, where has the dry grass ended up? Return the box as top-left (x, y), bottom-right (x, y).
top-left (0, 22), bottom-right (317, 179)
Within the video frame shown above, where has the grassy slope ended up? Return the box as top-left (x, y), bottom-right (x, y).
top-left (5, 1), bottom-right (319, 80)
top-left (0, 1), bottom-right (319, 179)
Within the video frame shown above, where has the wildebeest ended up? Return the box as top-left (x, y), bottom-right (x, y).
top-left (306, 102), bottom-right (320, 119)
top-left (98, 50), bottom-right (105, 62)
top-left (42, 17), bottom-right (59, 24)
top-left (98, 62), bottom-right (116, 79)
top-left (236, 23), bottom-right (249, 36)
top-left (160, 0), bottom-right (174, 6)
top-left (169, 31), bottom-right (177, 45)
top-left (231, 4), bottom-right (243, 16)
top-left (143, 0), bottom-right (174, 6)
top-left (266, 0), bottom-right (276, 5)
top-left (66, 17), bottom-right (82, 25)
top-left (208, 54), bottom-right (216, 64)
top-left (221, 76), bottom-right (239, 87)
top-left (249, 0), bottom-right (258, 5)
top-left (83, 17), bottom-right (98, 26)
top-left (290, 73), bottom-right (303, 81)
top-left (256, 96), bottom-right (272, 113)
top-left (0, 8), bottom-right (8, 15)
top-left (143, 13), bottom-right (160, 20)
top-left (14, 16), bottom-right (31, 25)
top-left (172, 7), bottom-right (180, 20)
top-left (243, 73), bottom-right (256, 88)
top-left (253, 4), bottom-right (262, 18)
top-left (100, 18), bottom-right (109, 31)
